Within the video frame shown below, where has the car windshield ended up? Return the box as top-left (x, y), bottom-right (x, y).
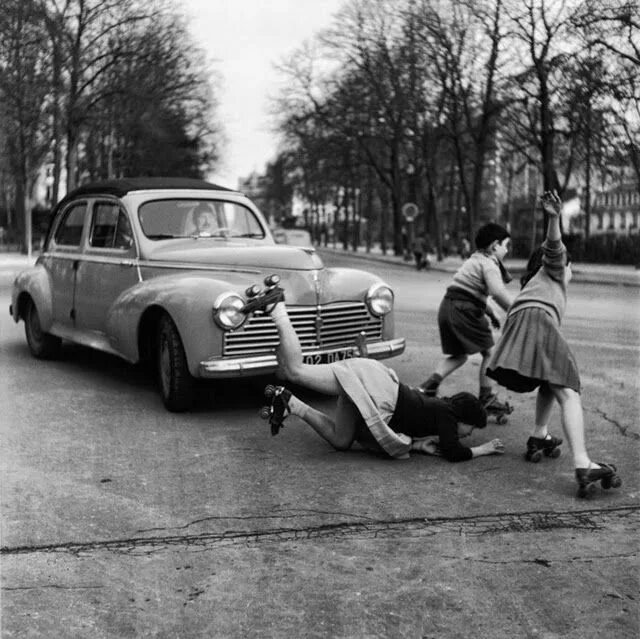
top-left (138, 199), bottom-right (265, 240)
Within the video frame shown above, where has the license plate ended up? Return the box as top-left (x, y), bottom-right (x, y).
top-left (302, 349), bottom-right (354, 365)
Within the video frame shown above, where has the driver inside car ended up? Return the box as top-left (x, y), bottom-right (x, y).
top-left (191, 203), bottom-right (219, 235)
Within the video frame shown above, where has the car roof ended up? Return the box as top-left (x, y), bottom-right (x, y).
top-left (61, 177), bottom-right (238, 201)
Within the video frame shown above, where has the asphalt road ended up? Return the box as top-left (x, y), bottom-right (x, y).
top-left (1, 254), bottom-right (638, 638)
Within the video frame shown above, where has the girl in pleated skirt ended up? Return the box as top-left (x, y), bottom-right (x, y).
top-left (487, 191), bottom-right (621, 497)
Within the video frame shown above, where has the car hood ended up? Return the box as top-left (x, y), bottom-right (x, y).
top-left (145, 241), bottom-right (324, 271)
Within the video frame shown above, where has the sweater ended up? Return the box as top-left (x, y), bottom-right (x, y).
top-left (450, 251), bottom-right (510, 306)
top-left (508, 239), bottom-right (567, 325)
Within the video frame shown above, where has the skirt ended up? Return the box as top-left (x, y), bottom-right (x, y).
top-left (438, 287), bottom-right (493, 356)
top-left (487, 307), bottom-right (581, 393)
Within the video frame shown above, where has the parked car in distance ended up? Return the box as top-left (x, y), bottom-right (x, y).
top-left (10, 178), bottom-right (405, 411)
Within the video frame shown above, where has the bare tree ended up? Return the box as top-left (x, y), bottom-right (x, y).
top-left (0, 0), bottom-right (53, 254)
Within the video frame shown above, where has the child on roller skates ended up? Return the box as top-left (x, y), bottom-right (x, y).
top-left (487, 190), bottom-right (621, 498)
top-left (420, 223), bottom-right (514, 419)
top-left (242, 278), bottom-right (505, 463)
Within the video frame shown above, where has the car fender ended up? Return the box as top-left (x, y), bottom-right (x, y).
top-left (10, 264), bottom-right (54, 329)
top-left (106, 273), bottom-right (248, 373)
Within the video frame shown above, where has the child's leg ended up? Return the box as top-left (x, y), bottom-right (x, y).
top-left (421, 354), bottom-right (467, 395)
top-left (549, 384), bottom-right (592, 468)
top-left (286, 392), bottom-right (356, 450)
top-left (479, 349), bottom-right (493, 399)
top-left (436, 354), bottom-right (468, 378)
top-left (271, 302), bottom-right (341, 395)
top-left (532, 383), bottom-right (554, 438)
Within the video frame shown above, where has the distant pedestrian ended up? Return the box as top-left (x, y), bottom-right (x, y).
top-left (242, 288), bottom-right (505, 462)
top-left (487, 190), bottom-right (621, 497)
top-left (420, 222), bottom-right (514, 417)
top-left (411, 235), bottom-right (425, 270)
top-left (459, 237), bottom-right (471, 259)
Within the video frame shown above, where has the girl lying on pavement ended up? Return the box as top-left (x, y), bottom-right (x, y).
top-left (243, 286), bottom-right (505, 462)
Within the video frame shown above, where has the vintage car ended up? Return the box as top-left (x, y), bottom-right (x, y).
top-left (10, 177), bottom-right (405, 411)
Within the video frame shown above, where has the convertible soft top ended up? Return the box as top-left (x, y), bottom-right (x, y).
top-left (61, 177), bottom-right (237, 202)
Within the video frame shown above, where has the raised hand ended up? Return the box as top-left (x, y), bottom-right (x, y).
top-left (540, 190), bottom-right (561, 217)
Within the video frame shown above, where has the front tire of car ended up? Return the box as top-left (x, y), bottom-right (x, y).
top-left (24, 298), bottom-right (61, 359)
top-left (157, 314), bottom-right (195, 412)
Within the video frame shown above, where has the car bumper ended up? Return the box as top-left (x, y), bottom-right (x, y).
top-left (198, 338), bottom-right (406, 378)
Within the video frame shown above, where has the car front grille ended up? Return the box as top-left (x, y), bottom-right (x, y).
top-left (223, 302), bottom-right (383, 357)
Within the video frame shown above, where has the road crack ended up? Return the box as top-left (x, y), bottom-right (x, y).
top-left (588, 406), bottom-right (640, 440)
top-left (1, 505), bottom-right (637, 558)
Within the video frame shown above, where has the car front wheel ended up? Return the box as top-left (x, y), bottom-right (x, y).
top-left (157, 314), bottom-right (195, 412)
top-left (24, 298), bottom-right (61, 359)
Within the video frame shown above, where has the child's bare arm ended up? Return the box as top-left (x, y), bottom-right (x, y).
top-left (541, 191), bottom-right (561, 241)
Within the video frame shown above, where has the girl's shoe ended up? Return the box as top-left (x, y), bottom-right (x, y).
top-left (420, 374), bottom-right (441, 397)
top-left (481, 393), bottom-right (514, 424)
top-left (575, 462), bottom-right (622, 498)
top-left (524, 434), bottom-right (563, 463)
top-left (241, 275), bottom-right (285, 314)
top-left (259, 384), bottom-right (291, 435)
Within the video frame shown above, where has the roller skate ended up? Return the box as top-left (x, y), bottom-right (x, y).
top-left (241, 274), bottom-right (285, 315)
top-left (259, 384), bottom-right (291, 435)
top-left (524, 434), bottom-right (563, 463)
top-left (482, 393), bottom-right (513, 425)
top-left (419, 374), bottom-right (441, 397)
top-left (575, 462), bottom-right (622, 499)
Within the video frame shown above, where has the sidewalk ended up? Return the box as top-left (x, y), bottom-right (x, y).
top-left (317, 244), bottom-right (640, 287)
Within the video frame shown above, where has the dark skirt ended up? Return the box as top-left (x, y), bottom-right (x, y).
top-left (438, 287), bottom-right (493, 356)
top-left (487, 307), bottom-right (581, 393)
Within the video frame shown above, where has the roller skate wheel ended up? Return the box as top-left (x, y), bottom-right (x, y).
top-left (530, 450), bottom-right (542, 463)
top-left (264, 274), bottom-right (280, 287)
top-left (610, 475), bottom-right (622, 489)
top-left (264, 384), bottom-right (276, 398)
top-left (246, 284), bottom-right (262, 298)
top-left (549, 447), bottom-right (561, 459)
top-left (601, 476), bottom-right (612, 490)
top-left (259, 406), bottom-right (271, 420)
top-left (497, 414), bottom-right (508, 425)
top-left (577, 483), bottom-right (597, 499)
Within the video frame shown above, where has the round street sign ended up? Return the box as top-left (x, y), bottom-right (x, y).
top-left (402, 202), bottom-right (419, 222)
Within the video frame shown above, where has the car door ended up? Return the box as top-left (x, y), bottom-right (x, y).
top-left (48, 200), bottom-right (89, 330)
top-left (74, 199), bottom-right (139, 335)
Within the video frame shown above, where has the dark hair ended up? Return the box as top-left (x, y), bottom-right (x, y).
top-left (444, 392), bottom-right (487, 429)
top-left (520, 246), bottom-right (572, 289)
top-left (474, 223), bottom-right (510, 250)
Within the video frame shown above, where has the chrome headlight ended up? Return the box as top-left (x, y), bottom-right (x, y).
top-left (366, 283), bottom-right (394, 317)
top-left (213, 292), bottom-right (246, 330)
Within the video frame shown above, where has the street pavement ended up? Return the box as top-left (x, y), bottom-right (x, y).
top-left (1, 248), bottom-right (638, 638)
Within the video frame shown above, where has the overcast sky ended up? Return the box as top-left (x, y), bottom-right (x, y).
top-left (182, 0), bottom-right (344, 189)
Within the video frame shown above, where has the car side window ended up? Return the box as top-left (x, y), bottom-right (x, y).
top-left (54, 203), bottom-right (86, 246)
top-left (90, 202), bottom-right (133, 250)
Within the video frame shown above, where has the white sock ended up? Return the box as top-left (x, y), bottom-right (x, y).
top-left (287, 394), bottom-right (309, 419)
top-left (270, 302), bottom-right (287, 322)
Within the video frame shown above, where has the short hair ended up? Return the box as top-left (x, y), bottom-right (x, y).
top-left (444, 392), bottom-right (487, 429)
top-left (474, 223), bottom-right (510, 250)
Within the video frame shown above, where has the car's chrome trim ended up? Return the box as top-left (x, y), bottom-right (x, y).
top-left (198, 338), bottom-right (406, 378)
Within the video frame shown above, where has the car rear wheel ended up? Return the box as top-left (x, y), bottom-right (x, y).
top-left (24, 298), bottom-right (61, 359)
top-left (157, 314), bottom-right (195, 412)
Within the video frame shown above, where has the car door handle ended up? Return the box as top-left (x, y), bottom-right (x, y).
top-left (119, 259), bottom-right (135, 267)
